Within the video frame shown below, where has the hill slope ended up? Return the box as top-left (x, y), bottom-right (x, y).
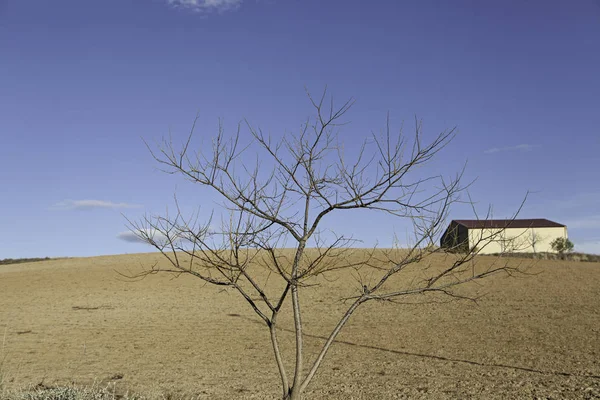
top-left (1, 252), bottom-right (599, 399)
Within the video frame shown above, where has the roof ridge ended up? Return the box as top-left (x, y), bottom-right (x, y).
top-left (452, 218), bottom-right (565, 228)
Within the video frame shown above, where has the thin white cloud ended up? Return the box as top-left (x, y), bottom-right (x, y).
top-left (167, 0), bottom-right (243, 13)
top-left (564, 215), bottom-right (600, 230)
top-left (117, 229), bottom-right (167, 244)
top-left (53, 199), bottom-right (143, 210)
top-left (574, 238), bottom-right (600, 255)
top-left (543, 192), bottom-right (600, 211)
top-left (484, 144), bottom-right (540, 154)
top-left (117, 229), bottom-right (194, 247)
top-left (118, 225), bottom-right (216, 247)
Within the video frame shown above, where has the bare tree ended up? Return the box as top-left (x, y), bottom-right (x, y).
top-left (528, 231), bottom-right (542, 255)
top-left (127, 90), bottom-right (522, 400)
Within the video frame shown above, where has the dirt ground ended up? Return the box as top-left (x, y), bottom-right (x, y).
top-left (1, 252), bottom-right (599, 399)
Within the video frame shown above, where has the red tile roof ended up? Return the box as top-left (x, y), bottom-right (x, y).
top-left (453, 219), bottom-right (565, 229)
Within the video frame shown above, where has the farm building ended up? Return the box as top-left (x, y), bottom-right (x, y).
top-left (440, 219), bottom-right (567, 254)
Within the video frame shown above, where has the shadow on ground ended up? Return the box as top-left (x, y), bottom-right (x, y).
top-left (229, 313), bottom-right (600, 380)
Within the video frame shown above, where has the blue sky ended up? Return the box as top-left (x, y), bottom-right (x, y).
top-left (1, 0), bottom-right (599, 258)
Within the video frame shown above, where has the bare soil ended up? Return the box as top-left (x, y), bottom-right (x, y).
top-left (1, 252), bottom-right (599, 399)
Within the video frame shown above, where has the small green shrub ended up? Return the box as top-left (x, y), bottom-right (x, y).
top-left (550, 237), bottom-right (574, 257)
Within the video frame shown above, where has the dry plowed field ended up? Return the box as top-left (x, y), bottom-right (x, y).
top-left (1, 252), bottom-right (599, 399)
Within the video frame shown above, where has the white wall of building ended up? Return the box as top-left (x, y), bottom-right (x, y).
top-left (468, 227), bottom-right (568, 254)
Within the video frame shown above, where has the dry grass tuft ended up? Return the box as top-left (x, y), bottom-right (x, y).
top-left (0, 382), bottom-right (211, 400)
